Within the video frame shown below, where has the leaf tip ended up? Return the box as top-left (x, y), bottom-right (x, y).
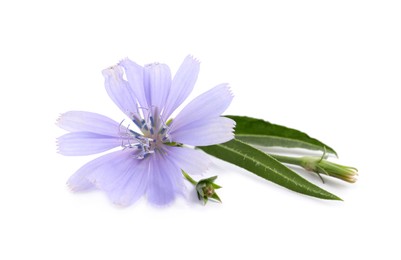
top-left (328, 194), bottom-right (343, 201)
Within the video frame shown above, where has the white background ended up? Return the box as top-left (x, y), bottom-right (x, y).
top-left (1, 1), bottom-right (400, 259)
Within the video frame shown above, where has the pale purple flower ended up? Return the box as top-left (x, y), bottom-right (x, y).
top-left (57, 56), bottom-right (235, 206)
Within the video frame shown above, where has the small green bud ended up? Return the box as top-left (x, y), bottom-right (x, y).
top-left (195, 176), bottom-right (222, 204)
top-left (181, 171), bottom-right (223, 205)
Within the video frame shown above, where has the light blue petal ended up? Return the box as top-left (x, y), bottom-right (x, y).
top-left (57, 111), bottom-right (123, 136)
top-left (86, 150), bottom-right (149, 206)
top-left (68, 150), bottom-right (149, 206)
top-left (170, 117), bottom-right (235, 146)
top-left (165, 146), bottom-right (210, 175)
top-left (67, 171), bottom-right (93, 192)
top-left (143, 63), bottom-right (172, 111)
top-left (84, 150), bottom-right (137, 190)
top-left (118, 58), bottom-right (148, 109)
top-left (168, 84), bottom-right (234, 146)
top-left (67, 150), bottom-right (128, 191)
top-left (162, 55), bottom-right (200, 120)
top-left (169, 84), bottom-right (233, 132)
top-left (57, 132), bottom-right (121, 156)
top-left (102, 65), bottom-right (139, 117)
top-left (146, 152), bottom-right (182, 205)
top-left (105, 158), bottom-right (150, 206)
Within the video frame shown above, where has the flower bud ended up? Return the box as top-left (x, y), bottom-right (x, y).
top-left (301, 156), bottom-right (358, 183)
top-left (195, 176), bottom-right (222, 204)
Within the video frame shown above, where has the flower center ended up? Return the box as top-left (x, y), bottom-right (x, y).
top-left (120, 108), bottom-right (171, 159)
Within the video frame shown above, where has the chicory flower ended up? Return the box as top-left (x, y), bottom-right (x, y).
top-left (57, 56), bottom-right (235, 206)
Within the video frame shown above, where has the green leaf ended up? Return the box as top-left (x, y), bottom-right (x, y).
top-left (226, 115), bottom-right (337, 156)
top-left (199, 139), bottom-right (341, 201)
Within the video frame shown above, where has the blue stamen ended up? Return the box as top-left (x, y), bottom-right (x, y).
top-left (129, 129), bottom-right (141, 137)
top-left (132, 119), bottom-right (141, 129)
top-left (123, 110), bottom-right (169, 160)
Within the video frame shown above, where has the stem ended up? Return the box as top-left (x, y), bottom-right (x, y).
top-left (270, 154), bottom-right (304, 167)
top-left (181, 170), bottom-right (197, 186)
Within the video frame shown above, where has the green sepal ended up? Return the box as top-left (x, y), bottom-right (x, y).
top-left (211, 193), bottom-right (222, 203)
top-left (211, 183), bottom-right (222, 189)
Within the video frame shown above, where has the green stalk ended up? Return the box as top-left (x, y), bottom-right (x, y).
top-left (270, 154), bottom-right (304, 167)
top-left (181, 170), bottom-right (197, 185)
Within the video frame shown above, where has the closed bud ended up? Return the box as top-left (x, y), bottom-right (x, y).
top-left (195, 176), bottom-right (222, 204)
top-left (301, 156), bottom-right (358, 183)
